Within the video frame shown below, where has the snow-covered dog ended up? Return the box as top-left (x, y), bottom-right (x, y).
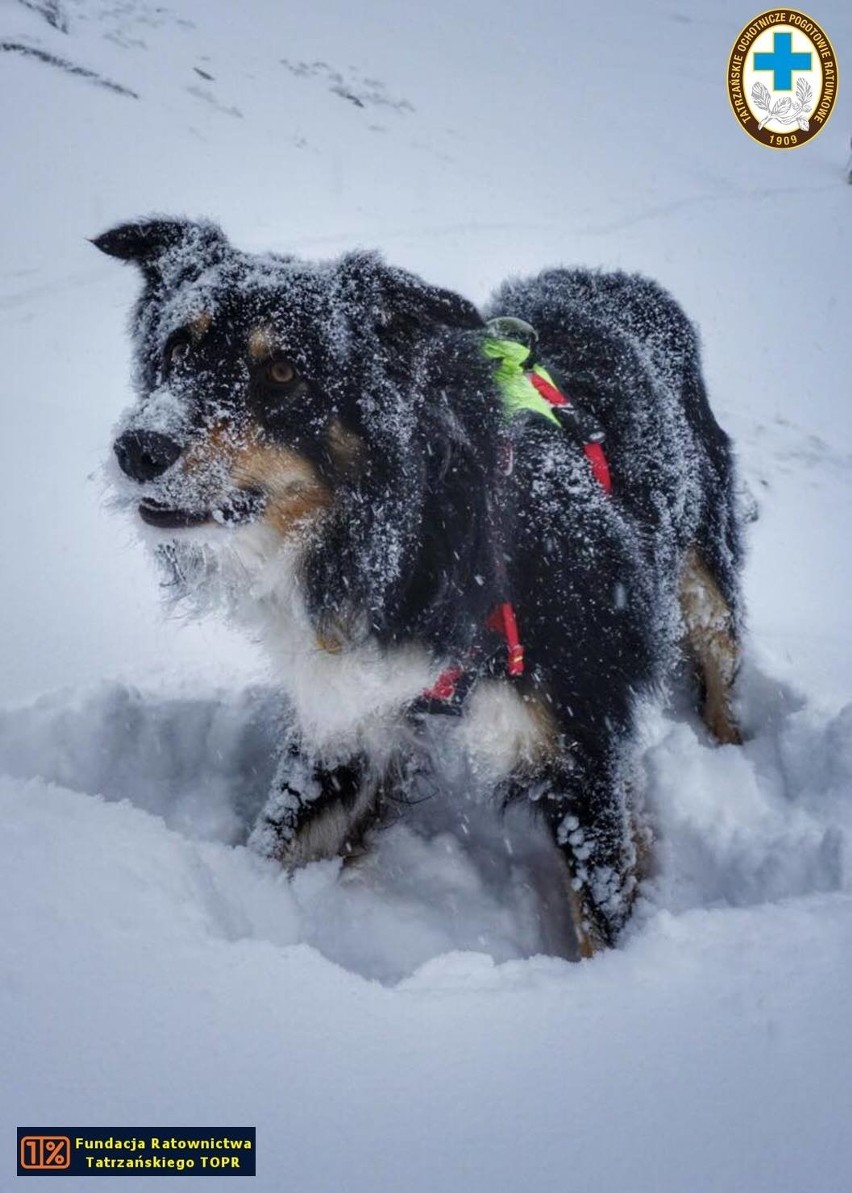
top-left (95, 217), bottom-right (744, 955)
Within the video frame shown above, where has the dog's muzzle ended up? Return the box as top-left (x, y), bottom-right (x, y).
top-left (113, 425), bottom-right (266, 531)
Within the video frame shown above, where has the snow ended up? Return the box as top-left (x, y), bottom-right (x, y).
top-left (1, 0), bottom-right (851, 1189)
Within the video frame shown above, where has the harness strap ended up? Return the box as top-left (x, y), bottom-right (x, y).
top-left (485, 601), bottom-right (525, 677)
top-left (527, 371), bottom-right (612, 494)
top-left (421, 664), bottom-right (465, 703)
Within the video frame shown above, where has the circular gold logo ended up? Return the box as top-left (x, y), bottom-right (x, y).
top-left (728, 10), bottom-right (838, 149)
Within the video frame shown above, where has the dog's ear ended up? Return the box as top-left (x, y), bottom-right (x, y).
top-left (338, 251), bottom-right (483, 340)
top-left (91, 217), bottom-right (227, 280)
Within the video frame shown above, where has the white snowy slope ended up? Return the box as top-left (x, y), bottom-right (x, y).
top-left (1, 0), bottom-right (851, 1190)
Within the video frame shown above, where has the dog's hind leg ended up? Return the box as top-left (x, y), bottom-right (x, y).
top-left (248, 741), bottom-right (382, 868)
top-left (679, 548), bottom-right (742, 745)
top-left (556, 804), bottom-right (639, 959)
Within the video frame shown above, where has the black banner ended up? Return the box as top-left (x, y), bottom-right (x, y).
top-left (17, 1129), bottom-right (255, 1176)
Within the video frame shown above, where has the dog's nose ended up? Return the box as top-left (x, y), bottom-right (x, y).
top-left (114, 429), bottom-right (182, 482)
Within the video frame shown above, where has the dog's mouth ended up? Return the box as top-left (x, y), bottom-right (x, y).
top-left (138, 488), bottom-right (266, 530)
top-left (138, 501), bottom-right (210, 529)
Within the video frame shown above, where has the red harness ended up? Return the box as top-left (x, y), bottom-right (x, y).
top-left (417, 373), bottom-right (611, 710)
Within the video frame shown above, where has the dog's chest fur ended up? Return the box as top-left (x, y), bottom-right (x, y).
top-left (214, 524), bottom-right (548, 776)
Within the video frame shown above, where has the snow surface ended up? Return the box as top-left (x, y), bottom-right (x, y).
top-left (1, 0), bottom-right (851, 1189)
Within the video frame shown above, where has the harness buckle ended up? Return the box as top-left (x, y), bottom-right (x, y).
top-left (552, 404), bottom-right (605, 445)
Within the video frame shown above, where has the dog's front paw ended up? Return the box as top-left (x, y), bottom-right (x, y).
top-left (247, 780), bottom-right (317, 864)
top-left (248, 750), bottom-right (378, 869)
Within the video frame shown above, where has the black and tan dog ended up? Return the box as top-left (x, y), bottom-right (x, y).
top-left (96, 217), bottom-right (744, 956)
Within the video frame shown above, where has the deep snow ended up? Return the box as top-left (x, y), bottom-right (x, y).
top-left (1, 0), bottom-right (851, 1189)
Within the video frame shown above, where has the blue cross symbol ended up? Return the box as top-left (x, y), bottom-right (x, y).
top-left (753, 32), bottom-right (812, 90)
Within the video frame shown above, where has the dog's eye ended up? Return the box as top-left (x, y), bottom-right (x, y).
top-left (164, 336), bottom-right (190, 372)
top-left (266, 360), bottom-right (298, 387)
